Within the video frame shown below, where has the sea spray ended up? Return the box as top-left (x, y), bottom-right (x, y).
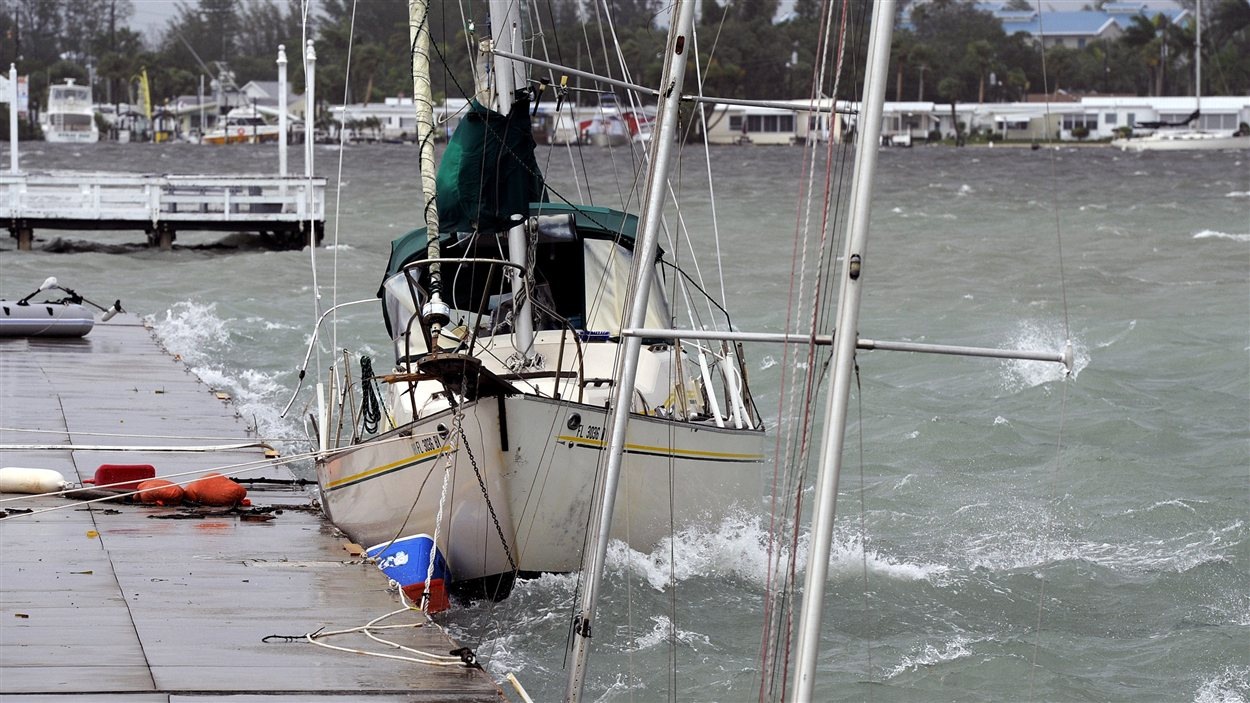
top-left (148, 301), bottom-right (306, 458)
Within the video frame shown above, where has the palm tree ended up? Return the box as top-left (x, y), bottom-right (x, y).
top-left (910, 43), bottom-right (933, 101)
top-left (891, 30), bottom-right (916, 103)
top-left (965, 39), bottom-right (995, 103)
top-left (1121, 12), bottom-right (1187, 96)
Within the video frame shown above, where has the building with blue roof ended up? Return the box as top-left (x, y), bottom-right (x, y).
top-left (972, 1), bottom-right (1189, 49)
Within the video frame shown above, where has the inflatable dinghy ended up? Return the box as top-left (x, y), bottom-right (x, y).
top-left (0, 277), bottom-right (122, 338)
top-left (0, 300), bottom-right (95, 337)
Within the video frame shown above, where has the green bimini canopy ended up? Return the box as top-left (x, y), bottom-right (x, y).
top-left (436, 94), bottom-right (546, 236)
top-left (382, 203), bottom-right (644, 286)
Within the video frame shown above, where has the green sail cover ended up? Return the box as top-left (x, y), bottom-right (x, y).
top-left (436, 94), bottom-right (546, 236)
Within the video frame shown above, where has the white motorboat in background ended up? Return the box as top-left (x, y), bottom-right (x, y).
top-left (41, 80), bottom-right (98, 144)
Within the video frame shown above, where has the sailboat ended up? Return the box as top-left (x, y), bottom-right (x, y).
top-left (1112, 0), bottom-right (1249, 152)
top-left (312, 0), bottom-right (765, 598)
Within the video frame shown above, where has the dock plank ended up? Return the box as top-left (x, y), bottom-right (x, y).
top-left (0, 316), bottom-right (502, 701)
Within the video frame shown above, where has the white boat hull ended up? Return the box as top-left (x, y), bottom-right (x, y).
top-left (42, 127), bottom-right (99, 144)
top-left (202, 125), bottom-right (283, 145)
top-left (317, 394), bottom-right (764, 583)
top-left (1112, 132), bottom-right (1250, 152)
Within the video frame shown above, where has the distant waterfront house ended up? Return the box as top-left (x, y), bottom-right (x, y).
top-left (979, 1), bottom-right (1188, 49)
top-left (328, 98), bottom-right (470, 141)
top-left (239, 80), bottom-right (305, 120)
top-left (1080, 96), bottom-right (1250, 137)
top-left (705, 104), bottom-right (800, 145)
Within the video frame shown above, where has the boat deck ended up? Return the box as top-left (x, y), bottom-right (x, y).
top-left (0, 315), bottom-right (502, 701)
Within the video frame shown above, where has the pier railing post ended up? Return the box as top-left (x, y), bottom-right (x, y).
top-left (9, 64), bottom-right (18, 174)
top-left (278, 45), bottom-right (288, 179)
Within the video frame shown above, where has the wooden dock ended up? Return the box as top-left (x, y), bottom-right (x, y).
top-left (0, 172), bottom-right (326, 250)
top-left (0, 316), bottom-right (502, 701)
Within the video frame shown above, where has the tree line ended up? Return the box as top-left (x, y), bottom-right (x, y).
top-left (0, 0), bottom-right (1247, 119)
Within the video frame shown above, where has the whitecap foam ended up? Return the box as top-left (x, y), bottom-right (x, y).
top-left (1193, 230), bottom-right (1250, 242)
top-left (1096, 319), bottom-right (1136, 349)
top-left (759, 355), bottom-right (778, 371)
top-left (1193, 665), bottom-right (1249, 703)
top-left (958, 504), bottom-right (1240, 575)
top-left (603, 512), bottom-right (949, 592)
top-left (885, 635), bottom-right (976, 679)
top-left (1225, 191), bottom-right (1250, 198)
top-left (622, 615), bottom-right (713, 653)
top-left (1122, 498), bottom-right (1201, 515)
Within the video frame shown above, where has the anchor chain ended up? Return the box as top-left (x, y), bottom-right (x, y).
top-left (458, 423), bottom-right (517, 573)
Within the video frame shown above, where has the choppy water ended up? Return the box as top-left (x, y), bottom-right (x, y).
top-left (2, 140), bottom-right (1246, 702)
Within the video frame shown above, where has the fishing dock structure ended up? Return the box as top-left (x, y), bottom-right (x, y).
top-left (0, 171), bottom-right (326, 250)
top-left (0, 316), bottom-right (503, 701)
top-left (1, 46), bottom-right (327, 252)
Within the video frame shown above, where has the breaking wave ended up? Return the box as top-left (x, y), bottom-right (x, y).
top-left (147, 301), bottom-right (299, 446)
top-left (1193, 230), bottom-right (1250, 242)
top-left (885, 635), bottom-right (977, 679)
top-left (605, 512), bottom-right (949, 592)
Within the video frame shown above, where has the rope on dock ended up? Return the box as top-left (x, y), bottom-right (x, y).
top-left (0, 434), bottom-right (415, 516)
top-left (264, 598), bottom-right (475, 668)
top-left (0, 426), bottom-right (314, 443)
top-left (0, 441), bottom-right (270, 452)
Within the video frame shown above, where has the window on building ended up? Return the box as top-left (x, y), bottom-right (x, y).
top-left (729, 115), bottom-right (743, 131)
top-left (1061, 114), bottom-right (1097, 130)
top-left (1159, 112), bottom-right (1193, 125)
top-left (1199, 113), bottom-right (1237, 131)
top-left (742, 113), bottom-right (795, 133)
top-left (1105, 113), bottom-right (1117, 125)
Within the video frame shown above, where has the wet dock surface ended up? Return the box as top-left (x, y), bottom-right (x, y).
top-left (0, 316), bottom-right (501, 701)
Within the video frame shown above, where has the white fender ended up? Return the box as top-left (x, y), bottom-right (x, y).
top-left (0, 467), bottom-right (69, 494)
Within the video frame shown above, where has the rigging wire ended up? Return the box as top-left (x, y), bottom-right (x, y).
top-left (330, 0), bottom-right (360, 363)
top-left (759, 0), bottom-right (857, 697)
top-left (1027, 5), bottom-right (1077, 700)
top-left (299, 0), bottom-right (325, 391)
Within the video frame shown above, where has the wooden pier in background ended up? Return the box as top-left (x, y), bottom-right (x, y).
top-left (0, 172), bottom-right (326, 250)
top-left (0, 316), bottom-right (503, 701)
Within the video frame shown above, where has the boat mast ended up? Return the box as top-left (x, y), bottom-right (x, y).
top-left (790, 0), bottom-right (895, 700)
top-left (487, 0), bottom-right (536, 359)
top-left (564, 1), bottom-right (697, 700)
top-left (408, 0), bottom-right (449, 334)
top-left (1195, 0), bottom-right (1202, 119)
